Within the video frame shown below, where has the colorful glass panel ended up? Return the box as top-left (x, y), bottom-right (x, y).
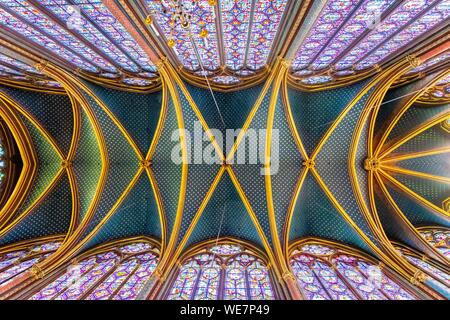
top-left (354, 1), bottom-right (449, 70)
top-left (405, 254), bottom-right (450, 286)
top-left (308, 0), bottom-right (397, 71)
top-left (168, 259), bottom-right (201, 300)
top-left (247, 259), bottom-right (275, 300)
top-left (0, 51), bottom-right (42, 75)
top-left (146, 0), bottom-right (219, 71)
top-left (0, 0), bottom-right (115, 72)
top-left (290, 254), bottom-right (331, 300)
top-left (0, 241), bottom-right (61, 287)
top-left (168, 244), bottom-right (275, 300)
top-left (210, 244), bottom-right (241, 255)
top-left (70, 0), bottom-right (156, 73)
top-left (224, 259), bottom-right (247, 300)
top-left (335, 0), bottom-right (437, 70)
top-left (30, 241), bottom-right (159, 300)
top-left (194, 260), bottom-right (221, 300)
top-left (291, 0), bottom-right (361, 71)
top-left (420, 229), bottom-right (450, 258)
top-left (290, 0), bottom-right (447, 85)
top-left (406, 50), bottom-right (450, 75)
top-left (246, 0), bottom-right (287, 70)
top-left (32, 0), bottom-right (135, 72)
top-left (334, 256), bottom-right (387, 300)
top-left (357, 260), bottom-right (413, 300)
top-left (146, 0), bottom-right (286, 75)
top-left (221, 0), bottom-right (252, 70)
top-left (0, 7), bottom-right (96, 72)
top-left (113, 253), bottom-right (159, 300)
top-left (290, 243), bottom-right (415, 300)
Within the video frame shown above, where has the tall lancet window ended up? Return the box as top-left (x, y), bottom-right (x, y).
top-left (30, 240), bottom-right (159, 300)
top-left (290, 242), bottom-right (416, 300)
top-left (167, 243), bottom-right (275, 300)
top-left (397, 245), bottom-right (450, 290)
top-left (0, 239), bottom-right (61, 288)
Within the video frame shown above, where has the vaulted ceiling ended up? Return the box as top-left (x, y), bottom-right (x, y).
top-left (0, 0), bottom-right (449, 298)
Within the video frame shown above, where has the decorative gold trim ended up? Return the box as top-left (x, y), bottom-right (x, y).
top-left (375, 172), bottom-right (449, 264)
top-left (0, 97), bottom-right (37, 228)
top-left (374, 70), bottom-right (450, 159)
top-left (379, 169), bottom-right (450, 218)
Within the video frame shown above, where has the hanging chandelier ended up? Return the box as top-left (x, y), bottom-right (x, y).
top-left (145, 0), bottom-right (215, 47)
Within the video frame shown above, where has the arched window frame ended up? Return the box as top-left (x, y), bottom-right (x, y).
top-left (417, 227), bottom-right (450, 258)
top-left (288, 238), bottom-right (419, 300)
top-left (22, 236), bottom-right (160, 300)
top-left (164, 238), bottom-right (279, 300)
top-left (0, 235), bottom-right (63, 289)
top-left (394, 241), bottom-right (450, 290)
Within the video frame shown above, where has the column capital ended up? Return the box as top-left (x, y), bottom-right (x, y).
top-left (31, 265), bottom-right (45, 280)
top-left (406, 54), bottom-right (420, 68)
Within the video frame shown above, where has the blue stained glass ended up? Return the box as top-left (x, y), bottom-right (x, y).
top-left (291, 243), bottom-right (415, 300)
top-left (246, 0), bottom-right (288, 70)
top-left (337, 0), bottom-right (439, 70)
top-left (122, 77), bottom-right (153, 86)
top-left (419, 229), bottom-right (450, 258)
top-left (145, 0), bottom-right (219, 71)
top-left (33, 0), bottom-right (139, 72)
top-left (406, 51), bottom-right (450, 74)
top-left (355, 0), bottom-right (448, 70)
top-left (168, 260), bottom-right (200, 300)
top-left (290, 254), bottom-right (331, 300)
top-left (404, 254), bottom-right (450, 286)
top-left (0, 51), bottom-right (42, 74)
top-left (211, 75), bottom-right (240, 85)
top-left (146, 0), bottom-right (286, 76)
top-left (70, 0), bottom-right (157, 73)
top-left (291, 0), bottom-right (361, 71)
top-left (290, 0), bottom-right (447, 85)
top-left (221, 0), bottom-right (252, 70)
top-left (0, 64), bottom-right (23, 76)
top-left (168, 244), bottom-right (275, 300)
top-left (308, 0), bottom-right (397, 71)
top-left (224, 260), bottom-right (247, 300)
top-left (0, 241), bottom-right (61, 288)
top-left (30, 241), bottom-right (159, 300)
top-left (0, 0), bottom-right (115, 72)
top-left (0, 7), bottom-right (97, 72)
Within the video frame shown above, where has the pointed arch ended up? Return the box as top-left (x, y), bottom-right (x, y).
top-left (164, 238), bottom-right (278, 300)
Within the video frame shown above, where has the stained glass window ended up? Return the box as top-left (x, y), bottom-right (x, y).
top-left (0, 0), bottom-right (157, 87)
top-left (290, 243), bottom-right (415, 300)
top-left (290, 0), bottom-right (449, 85)
top-left (419, 229), bottom-right (450, 258)
top-left (145, 0), bottom-right (288, 80)
top-left (397, 245), bottom-right (450, 291)
top-left (417, 74), bottom-right (450, 101)
top-left (0, 240), bottom-right (61, 288)
top-left (167, 243), bottom-right (275, 300)
top-left (405, 50), bottom-right (450, 75)
top-left (0, 46), bottom-right (62, 89)
top-left (30, 241), bottom-right (159, 300)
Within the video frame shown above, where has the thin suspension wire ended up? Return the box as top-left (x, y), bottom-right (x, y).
top-left (380, 88), bottom-right (426, 106)
top-left (189, 29), bottom-right (228, 255)
top-left (189, 31), bottom-right (227, 128)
